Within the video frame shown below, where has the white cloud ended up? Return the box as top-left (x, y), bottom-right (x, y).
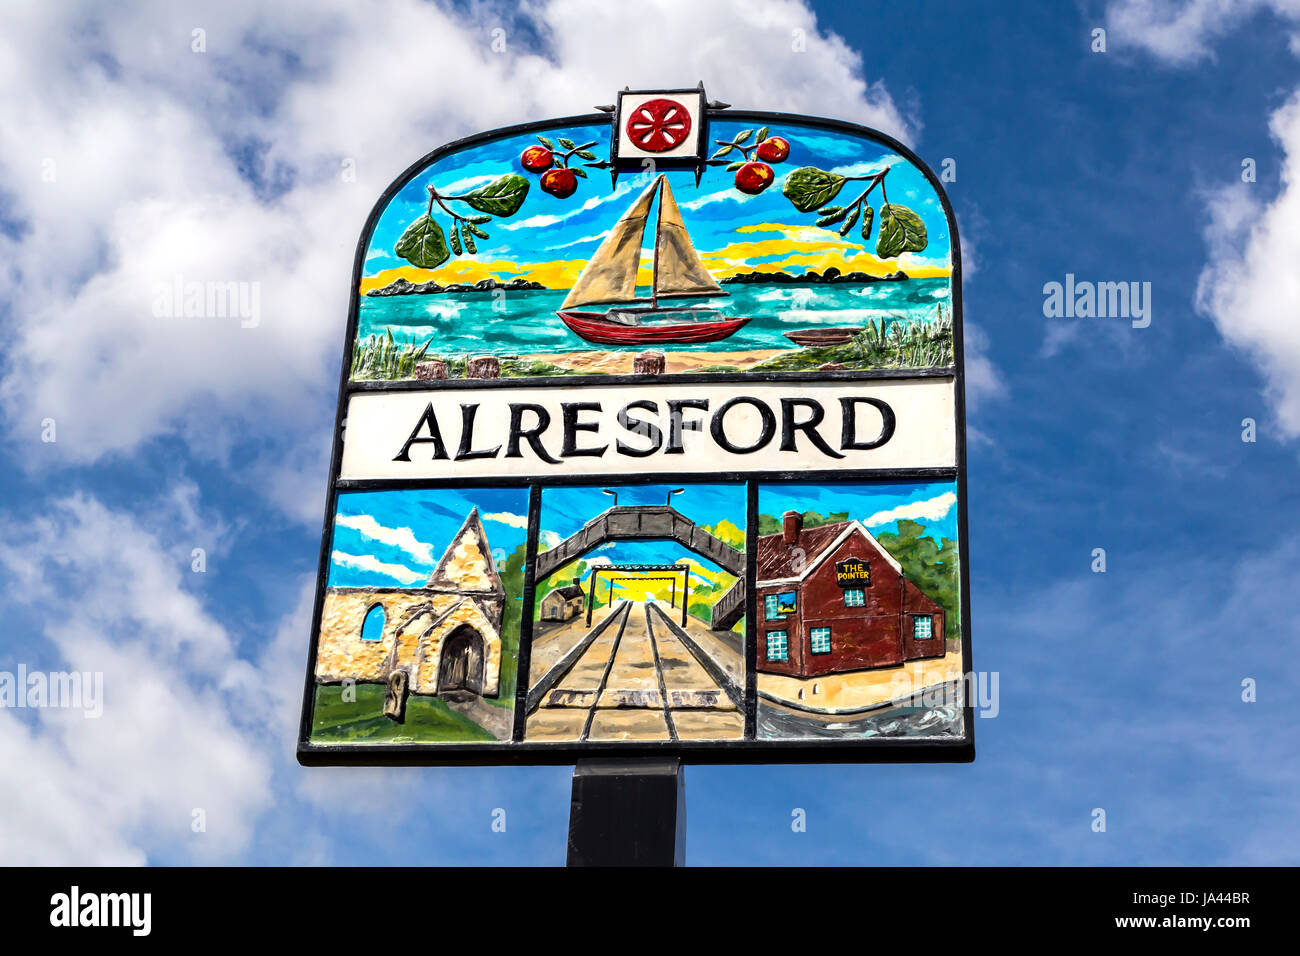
top-left (679, 187), bottom-right (760, 212)
top-left (1197, 91), bottom-right (1300, 436)
top-left (1106, 0), bottom-right (1300, 64)
top-left (482, 511), bottom-right (528, 529)
top-left (865, 490), bottom-right (957, 527)
top-left (0, 0), bottom-right (911, 502)
top-left (0, 0), bottom-right (921, 864)
top-left (963, 320), bottom-right (1008, 408)
top-left (330, 550), bottom-right (426, 585)
top-left (1104, 0), bottom-right (1300, 437)
top-left (500, 178), bottom-right (643, 230)
top-left (0, 494), bottom-right (275, 863)
top-left (335, 513), bottom-right (435, 563)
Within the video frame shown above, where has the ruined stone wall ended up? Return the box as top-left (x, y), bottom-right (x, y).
top-left (315, 589), bottom-right (451, 682)
top-left (316, 587), bottom-right (501, 698)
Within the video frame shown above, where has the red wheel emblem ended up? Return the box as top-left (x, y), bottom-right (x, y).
top-left (625, 98), bottom-right (692, 153)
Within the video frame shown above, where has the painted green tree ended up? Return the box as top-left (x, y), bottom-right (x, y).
top-left (493, 541), bottom-right (529, 707)
top-left (874, 520), bottom-right (960, 643)
top-left (699, 519), bottom-right (746, 549)
top-left (756, 510), bottom-right (849, 535)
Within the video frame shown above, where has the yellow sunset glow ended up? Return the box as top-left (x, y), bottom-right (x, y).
top-left (359, 221), bottom-right (950, 293)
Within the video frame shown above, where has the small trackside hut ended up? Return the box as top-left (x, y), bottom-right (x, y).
top-left (755, 511), bottom-right (945, 677)
top-left (540, 578), bottom-right (585, 622)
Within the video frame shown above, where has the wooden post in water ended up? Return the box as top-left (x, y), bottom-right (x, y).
top-left (681, 566), bottom-right (689, 626)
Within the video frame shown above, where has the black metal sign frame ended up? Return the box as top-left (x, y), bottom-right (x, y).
top-left (296, 106), bottom-right (976, 767)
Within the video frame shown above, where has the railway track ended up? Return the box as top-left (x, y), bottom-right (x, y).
top-left (524, 600), bottom-right (744, 742)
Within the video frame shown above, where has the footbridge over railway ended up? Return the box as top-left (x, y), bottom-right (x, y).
top-left (535, 505), bottom-right (747, 630)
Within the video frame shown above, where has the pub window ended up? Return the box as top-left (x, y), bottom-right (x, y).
top-left (810, 626), bottom-right (831, 655)
top-left (913, 615), bottom-right (934, 640)
top-left (360, 604), bottom-right (385, 642)
top-left (766, 631), bottom-right (788, 662)
top-left (843, 588), bottom-right (865, 607)
top-left (764, 594), bottom-right (780, 619)
top-left (765, 591), bottom-right (797, 620)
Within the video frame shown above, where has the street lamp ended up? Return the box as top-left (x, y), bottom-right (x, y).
top-left (602, 488), bottom-right (618, 508)
top-left (666, 487), bottom-right (684, 506)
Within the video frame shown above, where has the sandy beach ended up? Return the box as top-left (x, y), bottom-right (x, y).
top-left (532, 348), bottom-right (787, 374)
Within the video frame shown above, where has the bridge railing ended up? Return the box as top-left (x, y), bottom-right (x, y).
top-left (534, 506), bottom-right (745, 579)
top-left (711, 579), bottom-right (746, 631)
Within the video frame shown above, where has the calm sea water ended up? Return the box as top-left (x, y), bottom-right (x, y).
top-left (355, 278), bottom-right (950, 355)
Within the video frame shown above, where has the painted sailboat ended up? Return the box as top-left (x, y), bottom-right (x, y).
top-left (556, 174), bottom-right (753, 345)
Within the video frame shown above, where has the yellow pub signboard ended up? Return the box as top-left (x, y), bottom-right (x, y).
top-left (297, 86), bottom-right (974, 764)
top-left (834, 559), bottom-right (872, 588)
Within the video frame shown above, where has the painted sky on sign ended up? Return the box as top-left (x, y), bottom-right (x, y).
top-left (757, 478), bottom-right (959, 544)
top-left (360, 117), bottom-right (953, 293)
top-left (328, 487), bottom-right (530, 588)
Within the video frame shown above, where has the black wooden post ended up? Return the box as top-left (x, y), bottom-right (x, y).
top-left (567, 758), bottom-right (685, 866)
top-left (586, 568), bottom-right (597, 627)
top-left (680, 567), bottom-right (689, 626)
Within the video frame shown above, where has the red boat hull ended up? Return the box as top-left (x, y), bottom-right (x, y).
top-left (557, 310), bottom-right (752, 345)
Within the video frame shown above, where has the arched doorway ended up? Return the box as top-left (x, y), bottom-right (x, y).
top-left (437, 625), bottom-right (485, 699)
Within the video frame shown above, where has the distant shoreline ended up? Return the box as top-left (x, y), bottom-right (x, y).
top-left (720, 267), bottom-right (910, 286)
top-left (365, 276), bottom-right (548, 297)
top-left (364, 266), bottom-right (917, 298)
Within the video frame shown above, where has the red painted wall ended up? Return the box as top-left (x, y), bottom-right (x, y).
top-left (757, 526), bottom-right (946, 677)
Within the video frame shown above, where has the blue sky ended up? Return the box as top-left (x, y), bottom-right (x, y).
top-left (2, 0), bottom-right (1299, 866)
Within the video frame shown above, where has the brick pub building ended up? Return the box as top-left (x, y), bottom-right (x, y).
top-left (755, 512), bottom-right (946, 677)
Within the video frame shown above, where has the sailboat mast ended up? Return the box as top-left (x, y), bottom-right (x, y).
top-left (649, 176), bottom-right (664, 310)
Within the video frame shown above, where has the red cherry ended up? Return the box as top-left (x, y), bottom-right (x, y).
top-left (734, 161), bottom-right (774, 195)
top-left (521, 145), bottom-right (553, 172)
top-left (755, 136), bottom-right (790, 163)
top-left (541, 167), bottom-right (578, 198)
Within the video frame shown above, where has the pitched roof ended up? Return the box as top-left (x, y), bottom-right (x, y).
top-left (755, 519), bottom-right (902, 584)
top-left (545, 583), bottom-right (584, 601)
top-left (426, 508), bottom-right (504, 594)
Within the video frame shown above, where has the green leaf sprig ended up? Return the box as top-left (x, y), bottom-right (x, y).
top-left (781, 164), bottom-right (928, 258)
top-left (710, 126), bottom-right (773, 171)
top-left (393, 174), bottom-right (531, 269)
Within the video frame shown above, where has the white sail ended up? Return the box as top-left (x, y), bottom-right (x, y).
top-left (653, 178), bottom-right (724, 300)
top-left (559, 178), bottom-right (658, 310)
top-left (560, 174), bottom-right (727, 311)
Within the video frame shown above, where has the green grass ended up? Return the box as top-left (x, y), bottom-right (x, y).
top-left (310, 683), bottom-right (496, 744)
top-left (351, 332), bottom-right (582, 380)
top-left (498, 358), bottom-right (585, 378)
top-left (750, 307), bottom-right (954, 373)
